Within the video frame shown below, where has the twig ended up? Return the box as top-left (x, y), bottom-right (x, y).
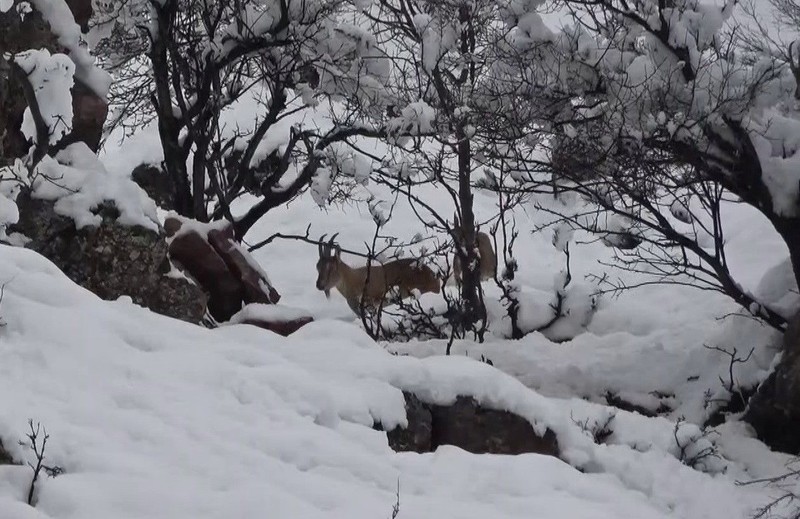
top-left (703, 344), bottom-right (755, 408)
top-left (389, 479), bottom-right (400, 519)
top-left (246, 224), bottom-right (371, 258)
top-left (19, 420), bottom-right (63, 506)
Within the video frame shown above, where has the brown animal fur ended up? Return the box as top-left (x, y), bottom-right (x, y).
top-left (316, 234), bottom-right (440, 314)
top-left (453, 228), bottom-right (497, 283)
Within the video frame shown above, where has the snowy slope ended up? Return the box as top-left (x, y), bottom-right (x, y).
top-left (0, 236), bottom-right (792, 518)
top-left (39, 49), bottom-right (793, 515)
top-left (244, 174), bottom-right (785, 423)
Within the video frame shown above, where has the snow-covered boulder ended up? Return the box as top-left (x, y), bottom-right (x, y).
top-left (382, 391), bottom-right (561, 457)
top-left (10, 191), bottom-right (207, 323)
top-left (165, 215), bottom-right (281, 322)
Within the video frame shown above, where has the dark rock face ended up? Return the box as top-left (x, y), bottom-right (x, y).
top-left (165, 216), bottom-right (281, 322)
top-left (382, 392), bottom-right (560, 457)
top-left (10, 192), bottom-right (207, 323)
top-left (431, 396), bottom-right (561, 455)
top-left (239, 315), bottom-right (314, 337)
top-left (131, 165), bottom-right (176, 211)
top-left (166, 223), bottom-right (242, 321)
top-left (0, 439), bottom-right (14, 465)
top-left (71, 80), bottom-right (108, 152)
top-left (385, 392), bottom-right (433, 453)
top-left (207, 228), bottom-right (281, 305)
top-left (745, 313), bottom-right (800, 454)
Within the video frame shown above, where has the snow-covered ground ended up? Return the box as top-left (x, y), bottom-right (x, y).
top-left (247, 170), bottom-right (786, 423)
top-left (0, 115), bottom-right (796, 518)
top-left (0, 234), bottom-right (791, 519)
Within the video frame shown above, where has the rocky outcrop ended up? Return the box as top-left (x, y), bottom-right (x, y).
top-left (229, 303), bottom-right (314, 337)
top-left (10, 192), bottom-right (207, 323)
top-left (207, 228), bottom-right (281, 305)
top-left (382, 392), bottom-right (433, 452)
top-left (165, 216), bottom-right (281, 322)
top-left (745, 312), bottom-right (800, 454)
top-left (166, 222), bottom-right (242, 321)
top-left (0, 0), bottom-right (107, 164)
top-left (238, 315), bottom-right (314, 336)
top-left (380, 392), bottom-right (560, 457)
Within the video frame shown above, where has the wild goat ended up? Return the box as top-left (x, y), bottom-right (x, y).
top-left (315, 234), bottom-right (440, 313)
top-left (452, 220), bottom-right (497, 283)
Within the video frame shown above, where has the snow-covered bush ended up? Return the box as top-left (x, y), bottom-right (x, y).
top-left (494, 0), bottom-right (800, 331)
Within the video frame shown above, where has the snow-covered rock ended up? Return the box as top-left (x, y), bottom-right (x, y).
top-left (9, 191), bottom-right (206, 323)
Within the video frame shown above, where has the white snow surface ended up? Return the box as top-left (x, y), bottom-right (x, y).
top-left (0, 125), bottom-right (798, 517)
top-left (29, 0), bottom-right (111, 98)
top-left (2, 52), bottom-right (785, 511)
top-left (227, 303), bottom-right (312, 325)
top-left (0, 244), bottom-right (779, 519)
top-left (0, 119), bottom-right (795, 517)
top-left (5, 4), bottom-right (800, 507)
top-left (15, 49), bottom-right (75, 146)
top-left (32, 143), bottom-right (159, 231)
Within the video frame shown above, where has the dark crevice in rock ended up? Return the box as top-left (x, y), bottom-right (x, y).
top-left (704, 386), bottom-right (757, 429)
top-left (238, 314), bottom-right (314, 337)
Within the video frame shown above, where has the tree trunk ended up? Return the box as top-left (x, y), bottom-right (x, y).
top-left (773, 217), bottom-right (800, 300)
top-left (455, 132), bottom-right (486, 340)
top-left (745, 310), bottom-right (800, 453)
top-left (744, 217), bottom-right (800, 453)
top-left (192, 135), bottom-right (210, 222)
top-left (149, 4), bottom-right (192, 217)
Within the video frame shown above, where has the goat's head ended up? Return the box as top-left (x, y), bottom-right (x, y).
top-left (315, 233), bottom-right (341, 298)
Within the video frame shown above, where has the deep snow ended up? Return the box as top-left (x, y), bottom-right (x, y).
top-left (0, 122), bottom-right (797, 517)
top-left (4, 2), bottom-right (800, 510)
top-left (0, 244), bottom-right (773, 519)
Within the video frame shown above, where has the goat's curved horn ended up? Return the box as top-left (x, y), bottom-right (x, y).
top-left (329, 233), bottom-right (340, 247)
top-left (319, 234), bottom-right (327, 255)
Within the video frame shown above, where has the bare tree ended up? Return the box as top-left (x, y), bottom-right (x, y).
top-left (343, 0), bottom-right (555, 338)
top-left (481, 0), bottom-right (798, 332)
top-left (95, 0), bottom-right (392, 238)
